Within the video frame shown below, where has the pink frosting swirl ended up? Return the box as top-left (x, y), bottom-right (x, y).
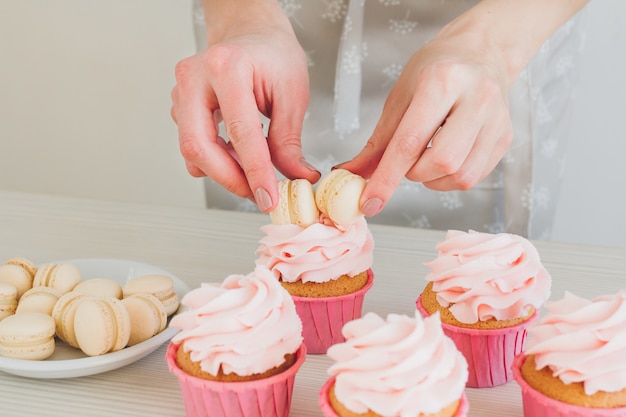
top-left (326, 310), bottom-right (468, 417)
top-left (525, 290), bottom-right (626, 395)
top-left (169, 266), bottom-right (303, 376)
top-left (255, 217), bottom-right (373, 283)
top-left (424, 230), bottom-right (551, 324)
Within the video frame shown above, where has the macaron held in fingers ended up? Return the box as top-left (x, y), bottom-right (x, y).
top-left (270, 178), bottom-right (320, 227)
top-left (315, 169), bottom-right (366, 227)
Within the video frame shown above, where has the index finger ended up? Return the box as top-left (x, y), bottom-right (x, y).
top-left (361, 98), bottom-right (446, 215)
top-left (213, 74), bottom-right (278, 212)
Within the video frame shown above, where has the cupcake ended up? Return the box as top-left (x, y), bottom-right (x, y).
top-left (319, 310), bottom-right (470, 417)
top-left (416, 229), bottom-right (551, 388)
top-left (513, 290), bottom-right (626, 417)
top-left (166, 265), bottom-right (306, 417)
top-left (257, 173), bottom-right (374, 354)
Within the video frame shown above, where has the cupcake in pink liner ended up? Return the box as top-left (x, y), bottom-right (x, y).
top-left (319, 310), bottom-right (469, 417)
top-left (166, 266), bottom-right (305, 417)
top-left (257, 176), bottom-right (375, 354)
top-left (513, 290), bottom-right (626, 417)
top-left (417, 229), bottom-right (551, 388)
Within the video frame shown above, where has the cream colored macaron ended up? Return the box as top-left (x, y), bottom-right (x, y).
top-left (0, 263), bottom-right (34, 300)
top-left (4, 257), bottom-right (38, 279)
top-left (16, 286), bottom-right (62, 316)
top-left (270, 179), bottom-right (320, 227)
top-left (0, 283), bottom-right (18, 321)
top-left (33, 263), bottom-right (82, 295)
top-left (121, 293), bottom-right (167, 346)
top-left (74, 296), bottom-right (131, 356)
top-left (0, 312), bottom-right (56, 360)
top-left (315, 169), bottom-right (366, 227)
top-left (51, 291), bottom-right (91, 348)
top-left (73, 278), bottom-right (123, 299)
top-left (123, 274), bottom-right (179, 316)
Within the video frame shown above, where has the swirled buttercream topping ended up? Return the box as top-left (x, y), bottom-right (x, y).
top-left (327, 310), bottom-right (468, 417)
top-left (525, 289), bottom-right (626, 395)
top-left (256, 217), bottom-right (373, 283)
top-left (424, 230), bottom-right (551, 323)
top-left (169, 266), bottom-right (303, 376)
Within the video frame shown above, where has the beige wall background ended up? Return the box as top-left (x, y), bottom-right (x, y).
top-left (1, 1), bottom-right (625, 248)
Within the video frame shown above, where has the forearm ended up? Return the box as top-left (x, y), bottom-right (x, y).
top-left (201, 0), bottom-right (291, 45)
top-left (436, 0), bottom-right (589, 85)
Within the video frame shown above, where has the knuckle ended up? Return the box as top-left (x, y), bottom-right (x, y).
top-left (396, 131), bottom-right (426, 157)
top-left (178, 134), bottom-right (204, 162)
top-left (431, 152), bottom-right (463, 176)
top-left (452, 169), bottom-right (480, 191)
top-left (225, 119), bottom-right (254, 143)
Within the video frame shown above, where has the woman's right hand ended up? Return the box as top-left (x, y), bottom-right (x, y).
top-left (170, 0), bottom-right (319, 212)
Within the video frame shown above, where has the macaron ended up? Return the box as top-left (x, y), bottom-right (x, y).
top-left (73, 278), bottom-right (123, 299)
top-left (0, 283), bottom-right (18, 321)
top-left (123, 274), bottom-right (179, 316)
top-left (51, 291), bottom-right (91, 348)
top-left (121, 293), bottom-right (167, 346)
top-left (73, 296), bottom-right (131, 356)
top-left (0, 264), bottom-right (34, 300)
top-left (0, 312), bottom-right (56, 360)
top-left (33, 263), bottom-right (82, 295)
top-left (270, 178), bottom-right (320, 227)
top-left (16, 286), bottom-right (62, 316)
top-left (315, 169), bottom-right (366, 227)
top-left (4, 257), bottom-right (38, 279)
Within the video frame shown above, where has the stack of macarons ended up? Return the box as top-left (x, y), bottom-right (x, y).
top-left (0, 257), bottom-right (180, 360)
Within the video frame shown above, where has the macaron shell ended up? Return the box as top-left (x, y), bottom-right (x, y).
top-left (289, 179), bottom-right (319, 227)
top-left (48, 263), bottom-right (82, 295)
top-left (0, 312), bottom-right (56, 360)
top-left (16, 286), bottom-right (62, 316)
top-left (0, 283), bottom-right (18, 320)
top-left (315, 169), bottom-right (366, 226)
top-left (4, 257), bottom-right (38, 279)
top-left (0, 264), bottom-right (33, 300)
top-left (51, 291), bottom-right (90, 347)
top-left (270, 179), bottom-right (293, 225)
top-left (74, 297), bottom-right (130, 356)
top-left (122, 294), bottom-right (167, 346)
top-left (73, 278), bottom-right (123, 299)
top-left (123, 274), bottom-right (179, 315)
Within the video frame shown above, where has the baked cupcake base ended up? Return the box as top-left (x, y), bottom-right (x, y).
top-left (166, 342), bottom-right (306, 417)
top-left (291, 269), bottom-right (373, 354)
top-left (513, 354), bottom-right (626, 417)
top-left (318, 376), bottom-right (470, 417)
top-left (416, 295), bottom-right (536, 388)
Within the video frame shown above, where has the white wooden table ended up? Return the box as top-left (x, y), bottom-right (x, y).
top-left (0, 190), bottom-right (624, 417)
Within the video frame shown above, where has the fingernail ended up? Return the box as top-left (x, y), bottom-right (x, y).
top-left (254, 187), bottom-right (273, 212)
top-left (300, 159), bottom-right (320, 174)
top-left (331, 162), bottom-right (347, 170)
top-left (361, 198), bottom-right (383, 217)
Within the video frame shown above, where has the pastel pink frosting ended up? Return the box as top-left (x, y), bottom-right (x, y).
top-left (525, 289), bottom-right (626, 395)
top-left (169, 266), bottom-right (303, 376)
top-left (424, 230), bottom-right (551, 324)
top-left (255, 217), bottom-right (373, 284)
top-left (326, 310), bottom-right (468, 417)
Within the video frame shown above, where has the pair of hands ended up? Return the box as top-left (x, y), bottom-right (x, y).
top-left (170, 1), bottom-right (513, 216)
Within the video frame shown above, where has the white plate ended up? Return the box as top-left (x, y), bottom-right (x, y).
top-left (0, 258), bottom-right (190, 379)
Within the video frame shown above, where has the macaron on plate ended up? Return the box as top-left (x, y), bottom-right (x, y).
top-left (0, 258), bottom-right (189, 379)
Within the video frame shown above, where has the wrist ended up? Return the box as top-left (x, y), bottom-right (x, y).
top-left (201, 0), bottom-right (290, 45)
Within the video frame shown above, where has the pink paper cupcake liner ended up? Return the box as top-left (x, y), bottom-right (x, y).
top-left (291, 269), bottom-right (373, 354)
top-left (166, 342), bottom-right (307, 417)
top-left (318, 376), bottom-right (469, 417)
top-left (416, 295), bottom-right (537, 388)
top-left (512, 354), bottom-right (626, 417)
